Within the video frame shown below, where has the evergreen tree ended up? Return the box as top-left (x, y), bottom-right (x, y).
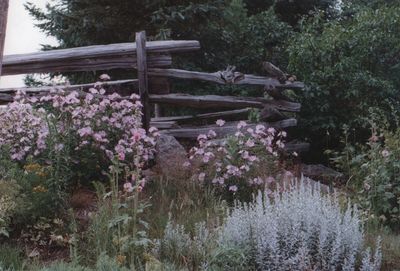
top-left (26, 0), bottom-right (337, 84)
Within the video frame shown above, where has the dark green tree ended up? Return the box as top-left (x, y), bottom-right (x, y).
top-left (26, 0), bottom-right (337, 84)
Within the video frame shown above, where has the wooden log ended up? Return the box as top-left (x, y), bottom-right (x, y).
top-left (152, 108), bottom-right (251, 124)
top-left (0, 0), bottom-right (8, 76)
top-left (149, 93), bottom-right (301, 112)
top-left (162, 119), bottom-right (297, 139)
top-left (0, 79), bottom-right (139, 94)
top-left (260, 106), bottom-right (287, 122)
top-left (2, 54), bottom-right (172, 76)
top-left (136, 31), bottom-right (151, 131)
top-left (3, 40), bottom-right (199, 66)
top-left (284, 141), bottom-right (310, 153)
top-left (150, 121), bottom-right (179, 130)
top-left (148, 68), bottom-right (304, 89)
top-left (149, 77), bottom-right (171, 118)
top-left (0, 92), bottom-right (12, 103)
top-left (263, 62), bottom-right (287, 83)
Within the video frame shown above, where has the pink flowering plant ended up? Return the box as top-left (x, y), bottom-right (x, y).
top-left (188, 120), bottom-right (287, 200)
top-left (0, 86), bottom-right (158, 201)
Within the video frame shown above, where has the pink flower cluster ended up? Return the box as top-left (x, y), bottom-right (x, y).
top-left (0, 102), bottom-right (47, 160)
top-left (188, 120), bottom-right (287, 194)
top-left (0, 88), bottom-right (158, 174)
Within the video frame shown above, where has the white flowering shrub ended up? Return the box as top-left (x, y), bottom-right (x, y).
top-left (188, 120), bottom-right (287, 200)
top-left (219, 177), bottom-right (382, 271)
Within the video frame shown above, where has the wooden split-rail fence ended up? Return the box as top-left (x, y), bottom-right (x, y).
top-left (0, 31), bottom-right (309, 153)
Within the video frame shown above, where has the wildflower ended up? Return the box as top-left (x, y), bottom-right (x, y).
top-left (207, 130), bottom-right (217, 138)
top-left (78, 127), bottom-right (93, 137)
top-left (382, 149), bottom-right (390, 158)
top-left (265, 176), bottom-right (275, 184)
top-left (198, 172), bottom-right (206, 182)
top-left (369, 134), bottom-right (379, 143)
top-left (278, 131), bottom-right (287, 137)
top-left (237, 121), bottom-right (247, 129)
top-left (99, 74), bottom-right (111, 81)
top-left (183, 161), bottom-right (191, 167)
top-left (229, 185), bottom-right (238, 192)
top-left (118, 152), bottom-right (126, 161)
top-left (197, 134), bottom-right (208, 141)
top-left (55, 143), bottom-right (64, 151)
top-left (267, 127), bottom-right (276, 134)
top-left (216, 119), bottom-right (226, 127)
top-left (149, 127), bottom-right (158, 134)
top-left (123, 182), bottom-right (134, 193)
top-left (203, 152), bottom-right (214, 163)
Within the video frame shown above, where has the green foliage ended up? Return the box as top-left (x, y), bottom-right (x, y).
top-left (0, 244), bottom-right (25, 271)
top-left (332, 126), bottom-right (400, 230)
top-left (83, 160), bottom-right (151, 268)
top-left (287, 5), bottom-right (400, 154)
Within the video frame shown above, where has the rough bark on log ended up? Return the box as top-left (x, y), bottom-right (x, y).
top-left (162, 119), bottom-right (297, 139)
top-left (0, 93), bottom-right (12, 103)
top-left (136, 31), bottom-right (151, 131)
top-left (149, 93), bottom-right (301, 112)
top-left (148, 68), bottom-right (304, 89)
top-left (3, 40), bottom-right (199, 66)
top-left (2, 55), bottom-right (172, 76)
top-left (0, 0), bottom-right (8, 76)
top-left (152, 108), bottom-right (251, 124)
top-left (260, 106), bottom-right (287, 122)
top-left (150, 121), bottom-right (179, 130)
top-left (263, 61), bottom-right (287, 83)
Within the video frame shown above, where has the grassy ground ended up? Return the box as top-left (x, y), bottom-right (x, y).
top-left (1, 173), bottom-right (400, 270)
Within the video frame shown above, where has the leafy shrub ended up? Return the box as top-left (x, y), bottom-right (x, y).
top-left (0, 180), bottom-right (21, 237)
top-left (156, 178), bottom-right (382, 270)
top-left (83, 160), bottom-right (151, 268)
top-left (332, 127), bottom-right (400, 229)
top-left (188, 120), bottom-right (287, 200)
top-left (287, 5), bottom-right (400, 154)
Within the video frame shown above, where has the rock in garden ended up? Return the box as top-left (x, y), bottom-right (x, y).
top-left (155, 134), bottom-right (189, 177)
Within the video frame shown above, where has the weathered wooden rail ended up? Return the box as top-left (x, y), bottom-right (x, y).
top-left (0, 31), bottom-right (307, 152)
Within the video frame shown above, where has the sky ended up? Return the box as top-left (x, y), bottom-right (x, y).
top-left (0, 0), bottom-right (58, 88)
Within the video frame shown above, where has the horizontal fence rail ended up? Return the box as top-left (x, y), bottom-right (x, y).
top-left (2, 40), bottom-right (200, 76)
top-left (148, 68), bottom-right (304, 89)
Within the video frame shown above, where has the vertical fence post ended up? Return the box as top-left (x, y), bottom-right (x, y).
top-left (136, 31), bottom-right (150, 131)
top-left (0, 0), bottom-right (9, 77)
